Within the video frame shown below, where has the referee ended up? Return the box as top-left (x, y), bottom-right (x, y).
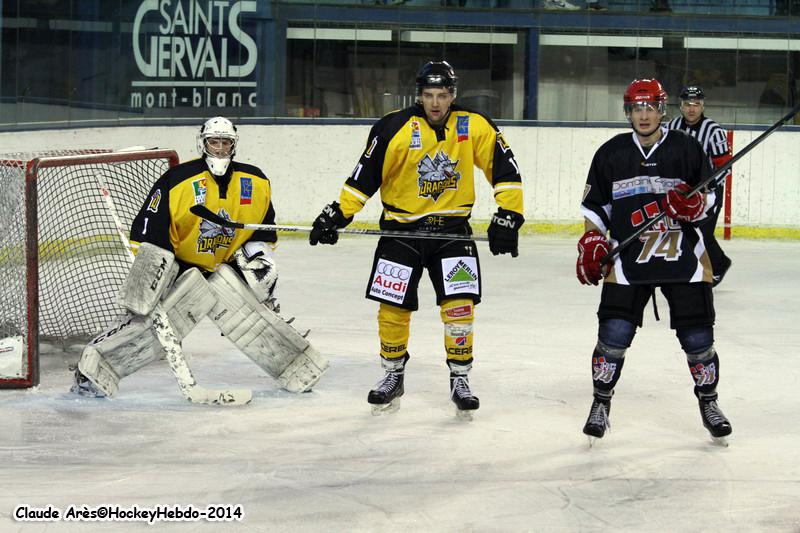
top-left (667, 85), bottom-right (732, 287)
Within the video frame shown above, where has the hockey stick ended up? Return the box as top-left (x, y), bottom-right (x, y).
top-left (96, 175), bottom-right (252, 406)
top-left (189, 205), bottom-right (489, 242)
top-left (601, 102), bottom-right (800, 266)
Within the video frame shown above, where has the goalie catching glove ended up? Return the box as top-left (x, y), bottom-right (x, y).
top-left (662, 183), bottom-right (707, 222)
top-left (309, 202), bottom-right (352, 246)
top-left (487, 208), bottom-right (524, 257)
top-left (577, 230), bottom-right (610, 286)
top-left (233, 241), bottom-right (279, 312)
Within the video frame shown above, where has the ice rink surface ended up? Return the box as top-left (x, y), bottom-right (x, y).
top-left (2, 235), bottom-right (799, 532)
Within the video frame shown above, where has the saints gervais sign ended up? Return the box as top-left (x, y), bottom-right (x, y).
top-left (130, 0), bottom-right (258, 110)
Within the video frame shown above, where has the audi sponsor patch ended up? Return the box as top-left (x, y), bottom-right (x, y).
top-left (441, 257), bottom-right (479, 296)
top-left (370, 259), bottom-right (412, 304)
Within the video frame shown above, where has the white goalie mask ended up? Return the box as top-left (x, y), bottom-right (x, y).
top-left (196, 116), bottom-right (238, 176)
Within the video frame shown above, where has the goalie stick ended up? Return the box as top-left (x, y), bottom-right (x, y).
top-left (189, 205), bottom-right (489, 242)
top-left (601, 102), bottom-right (800, 266)
top-left (96, 174), bottom-right (252, 406)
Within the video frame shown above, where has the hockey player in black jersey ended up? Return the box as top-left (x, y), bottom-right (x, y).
top-left (667, 85), bottom-right (732, 286)
top-left (577, 79), bottom-right (732, 444)
top-left (309, 61), bottom-right (524, 418)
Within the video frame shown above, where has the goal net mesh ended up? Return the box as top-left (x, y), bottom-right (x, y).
top-left (0, 149), bottom-right (178, 386)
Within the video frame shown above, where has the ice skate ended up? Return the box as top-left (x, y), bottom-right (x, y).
top-left (583, 396), bottom-right (611, 446)
top-left (368, 369), bottom-right (404, 415)
top-left (699, 397), bottom-right (732, 446)
top-left (69, 367), bottom-right (106, 398)
top-left (450, 374), bottom-right (479, 420)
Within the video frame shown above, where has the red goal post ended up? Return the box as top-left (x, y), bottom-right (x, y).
top-left (0, 149), bottom-right (179, 388)
top-left (723, 130), bottom-right (733, 241)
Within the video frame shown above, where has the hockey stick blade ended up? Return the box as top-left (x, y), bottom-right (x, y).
top-left (151, 309), bottom-right (252, 406)
top-left (189, 204), bottom-right (488, 242)
top-left (600, 102), bottom-right (800, 266)
top-left (186, 386), bottom-right (253, 406)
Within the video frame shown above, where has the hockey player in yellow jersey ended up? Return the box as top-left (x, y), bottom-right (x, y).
top-left (309, 61), bottom-right (524, 417)
top-left (72, 117), bottom-right (327, 399)
top-left (129, 116), bottom-right (279, 272)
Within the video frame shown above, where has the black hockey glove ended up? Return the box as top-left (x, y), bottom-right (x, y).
top-left (487, 208), bottom-right (524, 257)
top-left (309, 202), bottom-right (351, 246)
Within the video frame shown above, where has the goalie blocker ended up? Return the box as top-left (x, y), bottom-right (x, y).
top-left (77, 243), bottom-right (327, 396)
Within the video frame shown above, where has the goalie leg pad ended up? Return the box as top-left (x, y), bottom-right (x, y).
top-left (208, 264), bottom-right (329, 392)
top-left (77, 347), bottom-right (121, 397)
top-left (161, 267), bottom-right (218, 341)
top-left (78, 313), bottom-right (162, 394)
top-left (117, 242), bottom-right (179, 316)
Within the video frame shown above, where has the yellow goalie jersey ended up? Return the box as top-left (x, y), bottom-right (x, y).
top-left (338, 104), bottom-right (524, 231)
top-left (129, 158), bottom-right (277, 273)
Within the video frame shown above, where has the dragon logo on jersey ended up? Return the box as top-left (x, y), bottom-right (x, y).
top-left (197, 208), bottom-right (236, 254)
top-left (417, 150), bottom-right (460, 201)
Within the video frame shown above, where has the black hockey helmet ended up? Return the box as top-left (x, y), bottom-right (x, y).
top-left (679, 85), bottom-right (705, 100)
top-left (415, 61), bottom-right (458, 97)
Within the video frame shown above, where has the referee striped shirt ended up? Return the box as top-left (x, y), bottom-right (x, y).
top-left (666, 115), bottom-right (728, 168)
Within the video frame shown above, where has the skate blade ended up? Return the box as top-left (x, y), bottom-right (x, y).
top-left (710, 436), bottom-right (729, 447)
top-left (455, 408), bottom-right (475, 421)
top-left (585, 427), bottom-right (608, 448)
top-left (370, 398), bottom-right (401, 416)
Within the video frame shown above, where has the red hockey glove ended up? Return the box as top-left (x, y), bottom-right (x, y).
top-left (663, 183), bottom-right (706, 222)
top-left (576, 230), bottom-right (610, 286)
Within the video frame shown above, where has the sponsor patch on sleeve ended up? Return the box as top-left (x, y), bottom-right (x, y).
top-left (146, 189), bottom-right (161, 213)
top-left (192, 178), bottom-right (207, 205)
top-left (457, 115), bottom-right (469, 142)
top-left (240, 176), bottom-right (252, 205)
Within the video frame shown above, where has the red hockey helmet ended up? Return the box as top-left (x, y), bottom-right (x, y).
top-left (623, 78), bottom-right (668, 116)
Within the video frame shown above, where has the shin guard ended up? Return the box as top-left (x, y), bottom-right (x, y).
top-left (440, 298), bottom-right (474, 369)
top-left (687, 347), bottom-right (720, 399)
top-left (591, 340), bottom-right (626, 397)
top-left (377, 303), bottom-right (411, 368)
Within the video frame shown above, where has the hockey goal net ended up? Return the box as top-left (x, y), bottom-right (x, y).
top-left (0, 149), bottom-right (179, 388)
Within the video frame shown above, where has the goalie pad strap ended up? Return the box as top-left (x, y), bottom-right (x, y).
top-left (117, 242), bottom-right (179, 316)
top-left (207, 264), bottom-right (328, 392)
top-left (161, 268), bottom-right (217, 341)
